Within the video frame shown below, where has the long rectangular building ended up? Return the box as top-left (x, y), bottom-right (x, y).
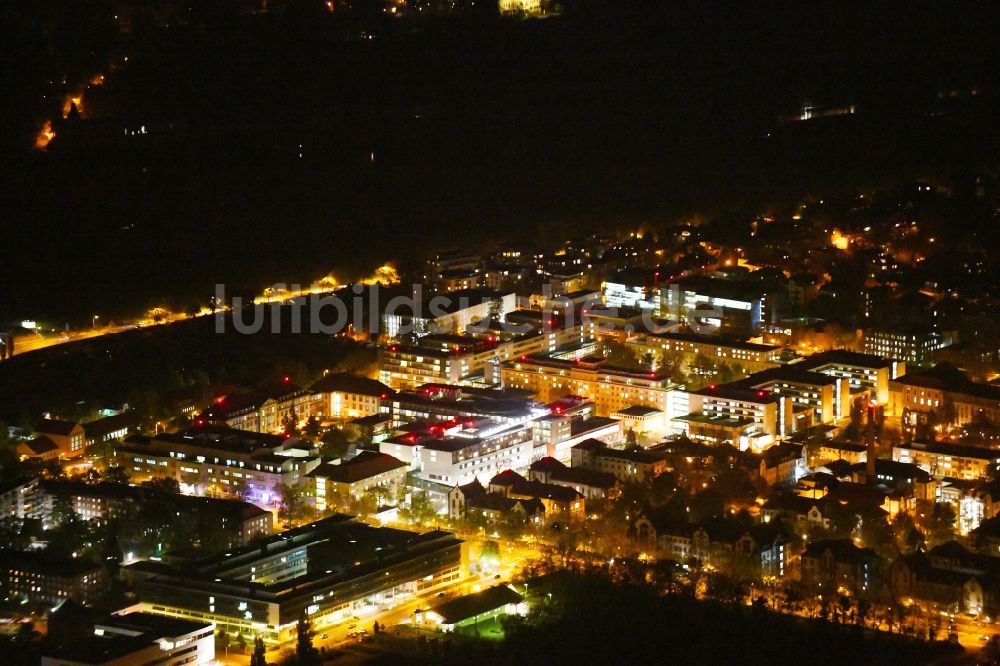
top-left (627, 331), bottom-right (782, 373)
top-left (129, 515), bottom-right (464, 644)
top-left (500, 354), bottom-right (683, 419)
top-left (893, 441), bottom-right (1000, 480)
top-left (381, 418), bottom-right (533, 487)
top-left (890, 363), bottom-right (1000, 425)
top-left (379, 323), bottom-right (592, 390)
top-left (117, 426), bottom-right (320, 509)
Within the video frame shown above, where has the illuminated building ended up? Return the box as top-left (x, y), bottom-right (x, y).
top-left (602, 269), bottom-right (659, 311)
top-left (498, 0), bottom-right (543, 16)
top-left (796, 349), bottom-right (904, 405)
top-left (675, 384), bottom-right (794, 450)
top-left (423, 584), bottom-right (525, 633)
top-left (570, 439), bottom-right (669, 484)
top-left (0, 477), bottom-right (41, 521)
top-left (0, 551), bottom-right (107, 605)
top-left (633, 516), bottom-right (786, 577)
top-left (28, 480), bottom-right (272, 543)
top-left (531, 398), bottom-right (622, 462)
top-left (424, 251), bottom-right (482, 287)
top-left (500, 354), bottom-right (682, 419)
top-left (488, 469), bottom-right (585, 522)
top-left (381, 383), bottom-right (542, 425)
top-left (800, 539), bottom-right (880, 592)
top-left (610, 405), bottom-right (666, 436)
top-left (660, 277), bottom-right (769, 335)
top-left (528, 457), bottom-right (620, 500)
top-left (381, 288), bottom-right (515, 340)
top-left (41, 613), bottom-right (215, 666)
top-left (862, 327), bottom-right (956, 367)
top-left (627, 331), bottom-right (783, 374)
top-left (82, 411), bottom-right (140, 448)
top-left (310, 373), bottom-right (393, 420)
top-left (16, 437), bottom-right (60, 463)
top-left (675, 367), bottom-right (849, 450)
top-left (893, 441), bottom-right (1000, 480)
top-left (117, 426), bottom-right (320, 508)
top-left (380, 418), bottom-right (533, 486)
top-left (200, 381), bottom-right (317, 434)
top-left (33, 418), bottom-right (86, 459)
top-left (379, 322), bottom-right (591, 390)
top-left (307, 451), bottom-right (408, 513)
top-left (129, 515), bottom-right (464, 644)
top-left (890, 363), bottom-right (1000, 426)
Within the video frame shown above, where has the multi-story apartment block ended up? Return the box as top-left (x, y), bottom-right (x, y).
top-left (500, 354), bottom-right (683, 419)
top-left (201, 381), bottom-right (318, 434)
top-left (890, 363), bottom-right (1000, 426)
top-left (0, 551), bottom-right (108, 605)
top-left (862, 327), bottom-right (956, 367)
top-left (676, 384), bottom-right (796, 450)
top-left (675, 367), bottom-right (849, 450)
top-left (117, 426), bottom-right (320, 508)
top-left (27, 480), bottom-right (272, 543)
top-left (627, 330), bottom-right (783, 374)
top-left (381, 384), bottom-right (543, 426)
top-left (379, 323), bottom-right (592, 390)
top-left (571, 439), bottom-right (669, 484)
top-left (893, 441), bottom-right (1000, 480)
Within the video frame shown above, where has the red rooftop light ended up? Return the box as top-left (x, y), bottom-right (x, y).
top-left (709, 385), bottom-right (717, 390)
top-left (283, 375), bottom-right (291, 383)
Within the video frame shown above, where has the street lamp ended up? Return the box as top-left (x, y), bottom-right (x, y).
top-left (92, 314), bottom-right (99, 329)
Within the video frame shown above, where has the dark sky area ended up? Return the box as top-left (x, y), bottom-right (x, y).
top-left (0, 0), bottom-right (997, 324)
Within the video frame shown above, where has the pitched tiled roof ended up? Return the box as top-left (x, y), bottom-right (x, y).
top-left (803, 538), bottom-right (879, 564)
top-left (430, 585), bottom-right (522, 624)
top-left (34, 418), bottom-right (80, 436)
top-left (20, 436), bottom-right (59, 456)
top-left (309, 451), bottom-right (406, 483)
top-left (310, 373), bottom-right (394, 397)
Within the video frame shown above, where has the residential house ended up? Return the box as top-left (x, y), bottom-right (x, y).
top-left (528, 457), bottom-right (620, 500)
top-left (16, 436), bottom-right (60, 463)
top-left (800, 539), bottom-right (881, 592)
top-left (489, 470), bottom-right (585, 522)
top-left (571, 439), bottom-right (669, 484)
top-left (758, 441), bottom-right (806, 487)
top-left (634, 513), bottom-right (787, 577)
